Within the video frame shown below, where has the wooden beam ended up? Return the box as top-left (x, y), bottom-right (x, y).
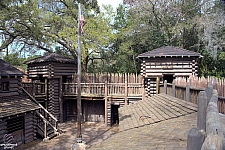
top-left (104, 81), bottom-right (108, 126)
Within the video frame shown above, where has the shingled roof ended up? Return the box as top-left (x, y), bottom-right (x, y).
top-left (138, 46), bottom-right (202, 58)
top-left (0, 96), bottom-right (40, 118)
top-left (25, 53), bottom-right (76, 64)
top-left (0, 59), bottom-right (24, 76)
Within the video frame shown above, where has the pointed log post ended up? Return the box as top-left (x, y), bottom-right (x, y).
top-left (172, 80), bottom-right (175, 97)
top-left (164, 80), bottom-right (167, 94)
top-left (186, 80), bottom-right (190, 102)
top-left (197, 91), bottom-right (207, 131)
top-left (105, 81), bottom-right (108, 126)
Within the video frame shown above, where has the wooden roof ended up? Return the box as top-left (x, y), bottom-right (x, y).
top-left (138, 46), bottom-right (202, 58)
top-left (0, 59), bottom-right (24, 76)
top-left (25, 53), bottom-right (76, 64)
top-left (0, 96), bottom-right (40, 118)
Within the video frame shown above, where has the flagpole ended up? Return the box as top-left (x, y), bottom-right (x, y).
top-left (76, 2), bottom-right (82, 143)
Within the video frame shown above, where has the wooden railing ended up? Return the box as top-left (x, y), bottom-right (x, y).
top-left (63, 82), bottom-right (142, 97)
top-left (22, 82), bottom-right (46, 97)
top-left (159, 81), bottom-right (204, 105)
top-left (21, 87), bottom-right (59, 141)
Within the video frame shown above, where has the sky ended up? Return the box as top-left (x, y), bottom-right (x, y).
top-left (97, 0), bottom-right (123, 9)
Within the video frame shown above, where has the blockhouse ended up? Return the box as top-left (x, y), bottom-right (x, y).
top-left (138, 46), bottom-right (202, 97)
top-left (25, 53), bottom-right (77, 123)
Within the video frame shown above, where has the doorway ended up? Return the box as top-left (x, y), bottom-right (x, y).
top-left (111, 104), bottom-right (120, 126)
top-left (163, 74), bottom-right (174, 83)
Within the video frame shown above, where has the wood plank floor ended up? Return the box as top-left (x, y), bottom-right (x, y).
top-left (119, 93), bottom-right (198, 131)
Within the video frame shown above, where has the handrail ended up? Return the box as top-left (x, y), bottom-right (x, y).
top-left (21, 87), bottom-right (58, 122)
top-left (35, 110), bottom-right (58, 132)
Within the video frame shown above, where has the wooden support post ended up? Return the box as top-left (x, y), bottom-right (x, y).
top-left (142, 77), bottom-right (145, 100)
top-left (172, 80), bottom-right (175, 97)
top-left (33, 82), bottom-right (35, 96)
top-left (156, 77), bottom-right (159, 94)
top-left (59, 77), bottom-right (63, 123)
top-left (124, 80), bottom-right (128, 106)
top-left (186, 81), bottom-right (190, 102)
top-left (104, 81), bottom-right (108, 126)
top-left (205, 86), bottom-right (213, 105)
top-left (187, 127), bottom-right (205, 150)
top-left (164, 80), bottom-right (167, 94)
top-left (44, 120), bottom-right (47, 140)
top-left (197, 91), bottom-right (207, 131)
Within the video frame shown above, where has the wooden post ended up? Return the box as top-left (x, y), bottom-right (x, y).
top-left (45, 78), bottom-right (48, 118)
top-left (164, 80), bottom-right (167, 94)
top-left (104, 81), bottom-right (108, 126)
top-left (59, 77), bottom-right (63, 123)
top-left (187, 127), bottom-right (205, 150)
top-left (33, 82), bottom-right (35, 96)
top-left (156, 77), bottom-right (159, 94)
top-left (142, 77), bottom-right (145, 100)
top-left (205, 86), bottom-right (213, 105)
top-left (202, 90), bottom-right (223, 149)
top-left (125, 80), bottom-right (128, 106)
top-left (186, 81), bottom-right (190, 102)
top-left (44, 120), bottom-right (47, 140)
top-left (197, 91), bottom-right (207, 131)
top-left (172, 80), bottom-right (175, 97)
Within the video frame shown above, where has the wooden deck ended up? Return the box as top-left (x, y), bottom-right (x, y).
top-left (119, 93), bottom-right (198, 131)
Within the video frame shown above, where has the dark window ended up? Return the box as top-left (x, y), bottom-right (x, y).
top-left (7, 116), bottom-right (24, 133)
top-left (163, 75), bottom-right (174, 83)
top-left (0, 82), bottom-right (9, 91)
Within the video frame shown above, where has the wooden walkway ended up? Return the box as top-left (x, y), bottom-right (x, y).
top-left (119, 93), bottom-right (198, 131)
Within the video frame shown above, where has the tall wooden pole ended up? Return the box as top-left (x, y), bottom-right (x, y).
top-left (76, 3), bottom-right (82, 143)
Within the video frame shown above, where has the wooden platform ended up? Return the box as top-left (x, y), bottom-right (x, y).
top-left (119, 93), bottom-right (198, 131)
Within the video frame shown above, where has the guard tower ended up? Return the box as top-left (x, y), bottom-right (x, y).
top-left (138, 46), bottom-right (202, 97)
top-left (25, 53), bottom-right (77, 122)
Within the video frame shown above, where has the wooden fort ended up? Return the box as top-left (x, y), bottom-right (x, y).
top-left (0, 59), bottom-right (40, 147)
top-left (25, 53), bottom-right (77, 123)
top-left (138, 46), bottom-right (202, 97)
top-left (23, 53), bottom-right (143, 126)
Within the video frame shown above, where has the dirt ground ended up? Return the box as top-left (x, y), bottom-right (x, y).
top-left (16, 121), bottom-right (118, 150)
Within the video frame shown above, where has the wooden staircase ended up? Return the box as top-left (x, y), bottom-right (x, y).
top-left (21, 87), bottom-right (60, 141)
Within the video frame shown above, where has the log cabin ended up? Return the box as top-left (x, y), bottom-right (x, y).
top-left (138, 46), bottom-right (202, 97)
top-left (25, 53), bottom-right (77, 123)
top-left (0, 59), bottom-right (41, 149)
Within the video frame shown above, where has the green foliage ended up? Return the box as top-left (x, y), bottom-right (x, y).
top-left (3, 53), bottom-right (40, 71)
top-left (1, 0), bottom-right (225, 77)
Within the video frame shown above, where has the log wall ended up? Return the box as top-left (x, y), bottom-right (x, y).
top-left (48, 78), bottom-right (60, 120)
top-left (27, 62), bottom-right (77, 79)
top-left (0, 78), bottom-right (22, 97)
top-left (0, 112), bottom-right (36, 149)
top-left (24, 111), bottom-right (36, 144)
top-left (141, 57), bottom-right (198, 77)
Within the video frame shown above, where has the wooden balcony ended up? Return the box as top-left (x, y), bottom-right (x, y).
top-left (22, 82), bottom-right (47, 100)
top-left (22, 82), bottom-right (143, 99)
top-left (63, 82), bottom-right (143, 98)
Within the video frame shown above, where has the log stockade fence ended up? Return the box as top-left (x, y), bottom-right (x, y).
top-left (173, 76), bottom-right (225, 114)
